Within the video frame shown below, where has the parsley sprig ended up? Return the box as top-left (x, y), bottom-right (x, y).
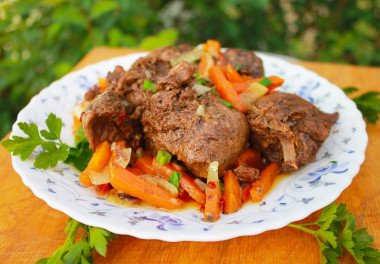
top-left (288, 202), bottom-right (380, 264)
top-left (343, 87), bottom-right (380, 124)
top-left (35, 218), bottom-right (116, 264)
top-left (2, 113), bottom-right (70, 169)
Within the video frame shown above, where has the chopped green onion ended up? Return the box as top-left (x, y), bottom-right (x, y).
top-left (169, 171), bottom-right (182, 191)
top-left (218, 98), bottom-right (235, 108)
top-left (156, 149), bottom-right (172, 166)
top-left (207, 161), bottom-right (219, 183)
top-left (234, 64), bottom-right (244, 71)
top-left (143, 80), bottom-right (157, 93)
top-left (259, 77), bottom-right (273, 87)
top-left (219, 181), bottom-right (224, 193)
top-left (210, 87), bottom-right (220, 95)
top-left (193, 73), bottom-right (208, 85)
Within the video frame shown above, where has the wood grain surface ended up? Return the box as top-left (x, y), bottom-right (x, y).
top-left (0, 47), bottom-right (379, 264)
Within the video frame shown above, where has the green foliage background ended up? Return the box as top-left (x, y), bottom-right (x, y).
top-left (1, 0), bottom-right (379, 138)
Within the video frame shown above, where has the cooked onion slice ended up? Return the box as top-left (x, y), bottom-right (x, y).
top-left (170, 49), bottom-right (204, 67)
top-left (207, 161), bottom-right (219, 182)
top-left (139, 174), bottom-right (179, 197)
top-left (193, 83), bottom-right (211, 97)
top-left (90, 166), bottom-right (110, 185)
top-left (111, 142), bottom-right (131, 168)
top-left (196, 104), bottom-right (206, 117)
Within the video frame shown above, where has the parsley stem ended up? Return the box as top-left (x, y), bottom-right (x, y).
top-left (287, 223), bottom-right (315, 235)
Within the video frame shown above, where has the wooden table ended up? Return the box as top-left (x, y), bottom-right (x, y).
top-left (1, 47), bottom-right (379, 264)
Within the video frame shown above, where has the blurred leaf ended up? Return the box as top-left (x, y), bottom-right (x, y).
top-left (52, 4), bottom-right (86, 27)
top-left (139, 28), bottom-right (179, 50)
top-left (90, 0), bottom-right (120, 19)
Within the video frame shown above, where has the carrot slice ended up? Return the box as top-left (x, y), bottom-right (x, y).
top-left (250, 163), bottom-right (279, 202)
top-left (126, 167), bottom-right (143, 176)
top-left (223, 170), bottom-right (242, 214)
top-left (109, 162), bottom-right (183, 210)
top-left (233, 148), bottom-right (263, 169)
top-left (226, 64), bottom-right (245, 83)
top-left (88, 141), bottom-right (111, 172)
top-left (198, 53), bottom-right (214, 77)
top-left (204, 39), bottom-right (222, 56)
top-left (152, 156), bottom-right (205, 204)
top-left (209, 65), bottom-right (247, 114)
top-left (267, 76), bottom-right (285, 90)
top-left (98, 77), bottom-right (108, 93)
top-left (79, 167), bottom-right (92, 187)
top-left (95, 183), bottom-right (111, 196)
top-left (242, 184), bottom-right (252, 203)
top-left (203, 180), bottom-right (222, 222)
top-left (231, 82), bottom-right (249, 94)
top-left (134, 156), bottom-right (156, 175)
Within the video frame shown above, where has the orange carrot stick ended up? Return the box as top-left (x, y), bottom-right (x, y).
top-left (134, 156), bottom-right (156, 175)
top-left (241, 184), bottom-right (252, 203)
top-left (267, 76), bottom-right (285, 90)
top-left (231, 82), bottom-right (249, 94)
top-left (233, 148), bottom-right (263, 169)
top-left (152, 156), bottom-right (205, 204)
top-left (109, 162), bottom-right (183, 210)
top-left (204, 180), bottom-right (222, 222)
top-left (88, 141), bottom-right (111, 172)
top-left (198, 53), bottom-right (214, 77)
top-left (250, 163), bottom-right (279, 202)
top-left (209, 65), bottom-right (247, 113)
top-left (223, 170), bottom-right (242, 214)
top-left (79, 167), bottom-right (92, 187)
top-left (225, 64), bottom-right (245, 83)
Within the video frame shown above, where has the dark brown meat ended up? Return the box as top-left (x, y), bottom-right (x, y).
top-left (156, 61), bottom-right (194, 91)
top-left (224, 48), bottom-right (264, 78)
top-left (82, 90), bottom-right (142, 151)
top-left (233, 165), bottom-right (260, 183)
top-left (247, 92), bottom-right (338, 173)
top-left (142, 87), bottom-right (249, 179)
top-left (81, 45), bottom-right (193, 150)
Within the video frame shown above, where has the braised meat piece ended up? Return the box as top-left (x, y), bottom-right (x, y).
top-left (224, 48), bottom-right (264, 78)
top-left (156, 61), bottom-right (194, 91)
top-left (233, 165), bottom-right (260, 183)
top-left (247, 92), bottom-right (339, 173)
top-left (82, 45), bottom-right (192, 150)
top-left (142, 79), bottom-right (249, 179)
top-left (82, 90), bottom-right (142, 151)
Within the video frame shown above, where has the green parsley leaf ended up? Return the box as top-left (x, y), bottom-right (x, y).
top-left (1, 114), bottom-right (70, 169)
top-left (169, 171), bottom-right (182, 191)
top-left (288, 202), bottom-right (380, 264)
top-left (343, 86), bottom-right (359, 95)
top-left (143, 80), bottom-right (157, 93)
top-left (64, 139), bottom-right (93, 172)
top-left (156, 149), bottom-right (172, 166)
top-left (210, 87), bottom-right (220, 96)
top-left (40, 113), bottom-right (63, 140)
top-left (353, 91), bottom-right (380, 124)
top-left (234, 64), bottom-right (243, 71)
top-left (219, 181), bottom-right (224, 193)
top-left (35, 218), bottom-right (116, 264)
top-left (193, 73), bottom-right (208, 85)
top-left (218, 98), bottom-right (235, 108)
top-left (259, 77), bottom-right (273, 87)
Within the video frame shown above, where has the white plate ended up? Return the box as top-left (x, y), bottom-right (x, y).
top-left (10, 52), bottom-right (367, 242)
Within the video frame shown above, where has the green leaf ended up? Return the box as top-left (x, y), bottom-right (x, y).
top-left (353, 91), bottom-right (380, 124)
top-left (139, 29), bottom-right (179, 50)
top-left (35, 144), bottom-right (70, 169)
top-left (234, 64), bottom-right (244, 71)
top-left (259, 77), bottom-right (273, 87)
top-left (64, 139), bottom-right (93, 172)
top-left (40, 113), bottom-right (63, 140)
top-left (1, 123), bottom-right (43, 160)
top-left (90, 0), bottom-right (119, 19)
top-left (218, 98), bottom-right (235, 108)
top-left (193, 73), bottom-right (207, 85)
top-left (343, 86), bottom-right (359, 95)
top-left (88, 227), bottom-right (115, 257)
top-left (169, 171), bottom-right (182, 191)
top-left (143, 80), bottom-right (156, 93)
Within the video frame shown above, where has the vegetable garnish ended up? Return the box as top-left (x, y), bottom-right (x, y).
top-left (156, 149), bottom-right (172, 166)
top-left (218, 98), bottom-right (235, 108)
top-left (234, 64), bottom-right (243, 71)
top-left (288, 202), bottom-right (380, 264)
top-left (259, 77), bottom-right (273, 87)
top-left (207, 161), bottom-right (219, 182)
top-left (35, 218), bottom-right (116, 264)
top-left (1, 113), bottom-right (70, 169)
top-left (143, 80), bottom-right (157, 93)
top-left (193, 73), bottom-right (208, 85)
top-left (64, 138), bottom-right (93, 172)
top-left (169, 171), bottom-right (182, 191)
top-left (343, 87), bottom-right (380, 124)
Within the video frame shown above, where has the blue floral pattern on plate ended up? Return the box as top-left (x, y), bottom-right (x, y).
top-left (9, 52), bottom-right (367, 242)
